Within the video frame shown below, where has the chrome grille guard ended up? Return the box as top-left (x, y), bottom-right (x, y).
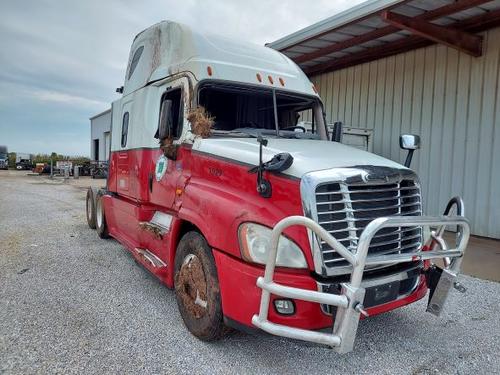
top-left (252, 197), bottom-right (470, 353)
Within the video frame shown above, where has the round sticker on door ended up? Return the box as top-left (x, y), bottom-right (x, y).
top-left (155, 155), bottom-right (168, 181)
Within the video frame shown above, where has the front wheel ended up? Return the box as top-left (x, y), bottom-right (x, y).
top-left (174, 231), bottom-right (228, 341)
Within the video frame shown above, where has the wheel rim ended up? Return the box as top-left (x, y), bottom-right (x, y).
top-left (96, 198), bottom-right (103, 228)
top-left (176, 254), bottom-right (208, 319)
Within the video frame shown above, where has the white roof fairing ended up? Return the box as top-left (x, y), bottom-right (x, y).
top-left (122, 21), bottom-right (317, 97)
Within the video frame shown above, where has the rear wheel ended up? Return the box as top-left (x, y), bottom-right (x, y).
top-left (95, 191), bottom-right (110, 239)
top-left (174, 231), bottom-right (228, 341)
top-left (86, 188), bottom-right (96, 229)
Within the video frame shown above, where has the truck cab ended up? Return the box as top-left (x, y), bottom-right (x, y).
top-left (87, 21), bottom-right (470, 353)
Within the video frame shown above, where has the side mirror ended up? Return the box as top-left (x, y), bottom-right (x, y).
top-left (331, 121), bottom-right (343, 142)
top-left (157, 99), bottom-right (173, 140)
top-left (399, 134), bottom-right (420, 168)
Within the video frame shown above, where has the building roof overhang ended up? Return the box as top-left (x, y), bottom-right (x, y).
top-left (268, 0), bottom-right (500, 76)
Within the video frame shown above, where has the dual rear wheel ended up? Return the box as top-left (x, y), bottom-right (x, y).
top-left (85, 187), bottom-right (109, 238)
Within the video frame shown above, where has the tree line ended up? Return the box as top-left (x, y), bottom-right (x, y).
top-left (7, 152), bottom-right (90, 168)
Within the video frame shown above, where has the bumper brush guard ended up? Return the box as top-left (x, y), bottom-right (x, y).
top-left (252, 197), bottom-right (470, 353)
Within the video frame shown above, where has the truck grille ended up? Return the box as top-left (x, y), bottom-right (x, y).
top-left (315, 180), bottom-right (422, 270)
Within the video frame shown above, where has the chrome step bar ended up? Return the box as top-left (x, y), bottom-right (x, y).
top-left (252, 197), bottom-right (470, 354)
top-left (134, 248), bottom-right (167, 268)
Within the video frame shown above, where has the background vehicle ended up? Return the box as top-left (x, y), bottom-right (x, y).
top-left (0, 146), bottom-right (8, 170)
top-left (86, 21), bottom-right (469, 353)
top-left (15, 153), bottom-right (33, 170)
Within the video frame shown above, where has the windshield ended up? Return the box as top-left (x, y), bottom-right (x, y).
top-left (197, 83), bottom-right (328, 140)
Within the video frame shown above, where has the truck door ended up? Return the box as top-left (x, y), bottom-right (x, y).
top-left (149, 79), bottom-right (189, 210)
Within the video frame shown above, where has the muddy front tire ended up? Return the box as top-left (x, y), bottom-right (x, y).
top-left (86, 188), bottom-right (96, 229)
top-left (174, 231), bottom-right (227, 341)
top-left (95, 191), bottom-right (110, 239)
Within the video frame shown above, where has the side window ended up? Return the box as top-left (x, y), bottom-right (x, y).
top-left (158, 88), bottom-right (183, 139)
top-left (128, 46), bottom-right (144, 80)
top-left (121, 112), bottom-right (129, 147)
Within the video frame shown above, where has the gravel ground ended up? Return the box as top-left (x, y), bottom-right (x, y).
top-left (1, 172), bottom-right (499, 374)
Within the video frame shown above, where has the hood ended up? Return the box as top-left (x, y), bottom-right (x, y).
top-left (192, 137), bottom-right (406, 179)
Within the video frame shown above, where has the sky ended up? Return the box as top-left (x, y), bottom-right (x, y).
top-left (0, 0), bottom-right (364, 156)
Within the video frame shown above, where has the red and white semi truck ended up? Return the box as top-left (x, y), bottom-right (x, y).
top-left (86, 21), bottom-right (470, 353)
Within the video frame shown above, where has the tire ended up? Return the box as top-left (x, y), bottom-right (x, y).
top-left (95, 191), bottom-right (110, 239)
top-left (86, 188), bottom-right (96, 229)
top-left (174, 231), bottom-right (228, 341)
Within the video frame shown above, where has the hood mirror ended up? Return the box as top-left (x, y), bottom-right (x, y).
top-left (248, 136), bottom-right (294, 198)
top-left (399, 134), bottom-right (421, 168)
top-left (400, 134), bottom-right (420, 150)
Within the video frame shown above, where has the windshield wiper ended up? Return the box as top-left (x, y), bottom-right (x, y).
top-left (211, 129), bottom-right (258, 138)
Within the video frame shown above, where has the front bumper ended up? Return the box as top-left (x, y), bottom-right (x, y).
top-left (251, 198), bottom-right (470, 353)
top-left (213, 251), bottom-right (428, 332)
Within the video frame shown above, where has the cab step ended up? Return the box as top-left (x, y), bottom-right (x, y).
top-left (134, 248), bottom-right (167, 269)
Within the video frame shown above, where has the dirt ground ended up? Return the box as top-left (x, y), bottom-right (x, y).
top-left (1, 170), bottom-right (499, 374)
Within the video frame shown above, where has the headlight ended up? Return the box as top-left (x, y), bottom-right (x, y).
top-left (238, 222), bottom-right (307, 269)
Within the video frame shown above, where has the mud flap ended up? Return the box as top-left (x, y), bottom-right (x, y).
top-left (426, 265), bottom-right (456, 316)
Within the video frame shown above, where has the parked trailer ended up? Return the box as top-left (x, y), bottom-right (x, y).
top-left (86, 21), bottom-right (469, 353)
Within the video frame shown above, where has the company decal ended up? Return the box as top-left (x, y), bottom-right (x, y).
top-left (208, 166), bottom-right (222, 177)
top-left (155, 155), bottom-right (168, 181)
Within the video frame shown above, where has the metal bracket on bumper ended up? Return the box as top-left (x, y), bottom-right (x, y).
top-left (252, 197), bottom-right (470, 353)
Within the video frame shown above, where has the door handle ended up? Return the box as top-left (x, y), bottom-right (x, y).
top-left (148, 173), bottom-right (153, 193)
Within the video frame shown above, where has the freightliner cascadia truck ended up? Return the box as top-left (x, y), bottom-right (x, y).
top-left (86, 21), bottom-right (470, 353)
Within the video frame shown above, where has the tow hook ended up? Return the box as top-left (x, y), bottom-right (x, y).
top-left (453, 281), bottom-right (467, 293)
top-left (354, 303), bottom-right (369, 318)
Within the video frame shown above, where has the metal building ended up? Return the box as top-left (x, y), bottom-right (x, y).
top-left (269, 0), bottom-right (500, 239)
top-left (89, 109), bottom-right (112, 162)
